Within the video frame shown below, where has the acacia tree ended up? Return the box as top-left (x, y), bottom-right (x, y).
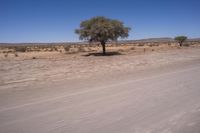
top-left (75, 16), bottom-right (131, 55)
top-left (174, 36), bottom-right (187, 47)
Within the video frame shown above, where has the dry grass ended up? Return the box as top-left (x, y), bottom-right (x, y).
top-left (1, 47), bottom-right (200, 86)
top-left (0, 41), bottom-right (200, 61)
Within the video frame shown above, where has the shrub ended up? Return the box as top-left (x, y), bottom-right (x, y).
top-left (138, 43), bottom-right (144, 46)
top-left (14, 53), bottom-right (18, 57)
top-left (130, 47), bottom-right (135, 50)
top-left (4, 53), bottom-right (8, 58)
top-left (14, 46), bottom-right (27, 52)
top-left (64, 46), bottom-right (71, 51)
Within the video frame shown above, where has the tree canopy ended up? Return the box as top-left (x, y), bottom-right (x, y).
top-left (75, 16), bottom-right (131, 55)
top-left (174, 36), bottom-right (187, 46)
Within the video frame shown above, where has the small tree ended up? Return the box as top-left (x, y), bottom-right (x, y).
top-left (174, 36), bottom-right (187, 47)
top-left (75, 16), bottom-right (131, 55)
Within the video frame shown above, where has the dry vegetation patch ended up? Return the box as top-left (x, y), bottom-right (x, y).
top-left (0, 41), bottom-right (200, 61)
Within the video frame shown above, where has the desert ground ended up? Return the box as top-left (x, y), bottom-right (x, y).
top-left (0, 44), bottom-right (200, 133)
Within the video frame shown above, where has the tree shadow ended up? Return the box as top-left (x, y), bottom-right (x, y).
top-left (82, 51), bottom-right (123, 57)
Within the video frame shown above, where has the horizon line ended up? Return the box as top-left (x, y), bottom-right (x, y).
top-left (0, 37), bottom-right (200, 44)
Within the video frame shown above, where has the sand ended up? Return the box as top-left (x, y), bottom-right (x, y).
top-left (1, 47), bottom-right (200, 87)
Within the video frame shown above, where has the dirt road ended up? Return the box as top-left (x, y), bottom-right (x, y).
top-left (0, 48), bottom-right (200, 133)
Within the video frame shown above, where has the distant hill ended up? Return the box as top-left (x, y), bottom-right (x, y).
top-left (119, 38), bottom-right (174, 43)
top-left (1, 37), bottom-right (200, 46)
top-left (188, 38), bottom-right (200, 41)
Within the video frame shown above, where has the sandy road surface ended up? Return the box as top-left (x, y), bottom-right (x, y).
top-left (0, 48), bottom-right (200, 133)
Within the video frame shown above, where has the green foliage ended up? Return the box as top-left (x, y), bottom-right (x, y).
top-left (75, 16), bottom-right (131, 42)
top-left (174, 36), bottom-right (187, 46)
top-left (75, 16), bottom-right (131, 55)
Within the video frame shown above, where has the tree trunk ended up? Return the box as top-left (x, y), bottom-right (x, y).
top-left (101, 41), bottom-right (106, 55)
top-left (180, 42), bottom-right (183, 47)
top-left (179, 41), bottom-right (183, 47)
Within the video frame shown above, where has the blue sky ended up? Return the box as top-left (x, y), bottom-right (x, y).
top-left (0, 0), bottom-right (200, 42)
